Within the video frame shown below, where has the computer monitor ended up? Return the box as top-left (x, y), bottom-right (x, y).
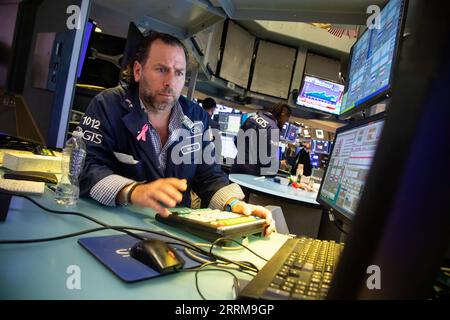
top-left (339, 0), bottom-right (407, 118)
top-left (76, 19), bottom-right (95, 78)
top-left (317, 113), bottom-right (385, 223)
top-left (218, 113), bottom-right (241, 135)
top-left (280, 122), bottom-right (289, 139)
top-left (285, 123), bottom-right (299, 143)
top-left (315, 129), bottom-right (325, 140)
top-left (121, 22), bottom-right (145, 70)
top-left (312, 140), bottom-right (330, 155)
top-left (296, 75), bottom-right (345, 115)
top-left (219, 135), bottom-right (238, 159)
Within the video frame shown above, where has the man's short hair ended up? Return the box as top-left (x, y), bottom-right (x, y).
top-left (269, 102), bottom-right (292, 120)
top-left (202, 97), bottom-right (217, 111)
top-left (121, 31), bottom-right (189, 87)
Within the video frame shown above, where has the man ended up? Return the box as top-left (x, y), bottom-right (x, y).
top-left (77, 32), bottom-right (274, 236)
top-left (201, 97), bottom-right (220, 130)
top-left (290, 140), bottom-right (312, 177)
top-left (231, 102), bottom-right (292, 176)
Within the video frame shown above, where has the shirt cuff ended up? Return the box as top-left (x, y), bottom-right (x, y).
top-left (208, 183), bottom-right (245, 210)
top-left (89, 174), bottom-right (135, 206)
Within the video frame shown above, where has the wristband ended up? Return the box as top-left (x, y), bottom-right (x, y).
top-left (127, 182), bottom-right (144, 205)
top-left (225, 199), bottom-right (240, 212)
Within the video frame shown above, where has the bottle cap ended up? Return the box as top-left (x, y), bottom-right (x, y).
top-left (72, 130), bottom-right (83, 137)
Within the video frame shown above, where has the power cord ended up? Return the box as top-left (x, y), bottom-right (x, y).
top-left (328, 211), bottom-right (349, 235)
top-left (0, 190), bottom-right (261, 275)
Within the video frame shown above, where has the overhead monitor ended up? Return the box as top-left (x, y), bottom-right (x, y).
top-left (315, 129), bottom-right (324, 140)
top-left (296, 75), bottom-right (345, 115)
top-left (280, 122), bottom-right (289, 139)
top-left (285, 123), bottom-right (299, 143)
top-left (340, 0), bottom-right (407, 118)
top-left (312, 140), bottom-right (330, 155)
top-left (317, 113), bottom-right (385, 223)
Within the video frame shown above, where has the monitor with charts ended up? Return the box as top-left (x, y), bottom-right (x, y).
top-left (340, 0), bottom-right (407, 118)
top-left (296, 75), bottom-right (345, 115)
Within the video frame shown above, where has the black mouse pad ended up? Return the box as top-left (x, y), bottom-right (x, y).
top-left (78, 232), bottom-right (204, 283)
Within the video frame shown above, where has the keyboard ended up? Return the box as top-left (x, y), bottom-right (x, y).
top-left (155, 208), bottom-right (265, 242)
top-left (239, 237), bottom-right (344, 300)
top-left (0, 178), bottom-right (45, 195)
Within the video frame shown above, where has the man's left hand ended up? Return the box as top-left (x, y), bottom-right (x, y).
top-left (230, 201), bottom-right (276, 237)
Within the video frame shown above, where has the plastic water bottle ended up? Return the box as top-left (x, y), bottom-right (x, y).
top-left (55, 131), bottom-right (87, 205)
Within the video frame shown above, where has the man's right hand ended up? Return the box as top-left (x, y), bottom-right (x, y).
top-left (129, 178), bottom-right (187, 216)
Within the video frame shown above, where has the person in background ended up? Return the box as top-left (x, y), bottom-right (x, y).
top-left (231, 102), bottom-right (292, 176)
top-left (201, 97), bottom-right (220, 130)
top-left (77, 31), bottom-right (275, 236)
top-left (290, 139), bottom-right (312, 177)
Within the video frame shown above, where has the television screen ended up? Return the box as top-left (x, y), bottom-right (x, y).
top-left (340, 0), bottom-right (406, 117)
top-left (315, 129), bottom-right (324, 139)
top-left (280, 122), bottom-right (289, 139)
top-left (296, 75), bottom-right (345, 115)
top-left (286, 124), bottom-right (299, 142)
top-left (312, 140), bottom-right (330, 154)
top-left (218, 113), bottom-right (241, 135)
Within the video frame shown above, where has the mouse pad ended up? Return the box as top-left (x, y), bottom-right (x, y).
top-left (78, 232), bottom-right (204, 283)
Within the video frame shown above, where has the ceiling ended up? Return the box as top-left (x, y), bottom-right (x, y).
top-left (90, 0), bottom-right (387, 129)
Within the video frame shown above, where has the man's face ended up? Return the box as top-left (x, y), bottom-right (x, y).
top-left (277, 110), bottom-right (290, 129)
top-left (304, 141), bottom-right (311, 150)
top-left (133, 39), bottom-right (186, 112)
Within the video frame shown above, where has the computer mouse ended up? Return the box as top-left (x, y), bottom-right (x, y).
top-left (129, 239), bottom-right (185, 274)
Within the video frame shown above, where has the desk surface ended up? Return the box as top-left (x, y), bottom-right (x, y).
top-left (229, 174), bottom-right (320, 206)
top-left (0, 189), bottom-right (288, 299)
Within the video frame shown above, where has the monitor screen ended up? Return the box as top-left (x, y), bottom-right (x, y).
top-left (219, 135), bottom-right (238, 159)
top-left (218, 113), bottom-right (241, 135)
top-left (317, 114), bottom-right (385, 221)
top-left (77, 20), bottom-right (94, 78)
top-left (340, 0), bottom-right (406, 117)
top-left (280, 122), bottom-right (289, 139)
top-left (312, 140), bottom-right (330, 155)
top-left (315, 129), bottom-right (324, 140)
top-left (285, 124), bottom-right (299, 143)
top-left (296, 75), bottom-right (345, 115)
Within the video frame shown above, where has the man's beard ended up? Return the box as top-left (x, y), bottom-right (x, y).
top-left (139, 81), bottom-right (178, 112)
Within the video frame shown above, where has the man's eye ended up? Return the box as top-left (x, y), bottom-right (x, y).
top-left (176, 71), bottom-right (184, 76)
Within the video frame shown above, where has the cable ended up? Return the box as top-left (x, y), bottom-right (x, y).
top-left (179, 262), bottom-right (241, 300)
top-left (0, 190), bottom-right (145, 241)
top-left (0, 190), bottom-right (261, 274)
top-left (328, 211), bottom-right (349, 235)
top-left (210, 237), bottom-right (269, 262)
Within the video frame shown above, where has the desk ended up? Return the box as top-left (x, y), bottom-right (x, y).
top-left (0, 189), bottom-right (288, 299)
top-left (229, 174), bottom-right (323, 238)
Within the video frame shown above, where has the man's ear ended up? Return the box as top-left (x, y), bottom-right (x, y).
top-left (133, 61), bottom-right (142, 82)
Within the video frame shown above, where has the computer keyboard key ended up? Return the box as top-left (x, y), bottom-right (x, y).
top-left (239, 238), bottom-right (344, 301)
top-left (272, 276), bottom-right (284, 285)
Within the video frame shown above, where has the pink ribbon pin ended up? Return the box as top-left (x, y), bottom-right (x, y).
top-left (136, 124), bottom-right (149, 142)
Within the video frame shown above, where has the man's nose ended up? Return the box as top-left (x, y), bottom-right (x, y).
top-left (163, 71), bottom-right (176, 87)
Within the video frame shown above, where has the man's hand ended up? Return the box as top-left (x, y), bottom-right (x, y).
top-left (130, 178), bottom-right (187, 216)
top-left (230, 201), bottom-right (276, 237)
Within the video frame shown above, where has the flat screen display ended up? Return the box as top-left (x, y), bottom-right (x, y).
top-left (296, 75), bottom-right (345, 115)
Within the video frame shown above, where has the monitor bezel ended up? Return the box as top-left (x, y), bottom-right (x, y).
top-left (295, 73), bottom-right (345, 116)
top-left (339, 0), bottom-right (408, 119)
top-left (316, 112), bottom-right (387, 224)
